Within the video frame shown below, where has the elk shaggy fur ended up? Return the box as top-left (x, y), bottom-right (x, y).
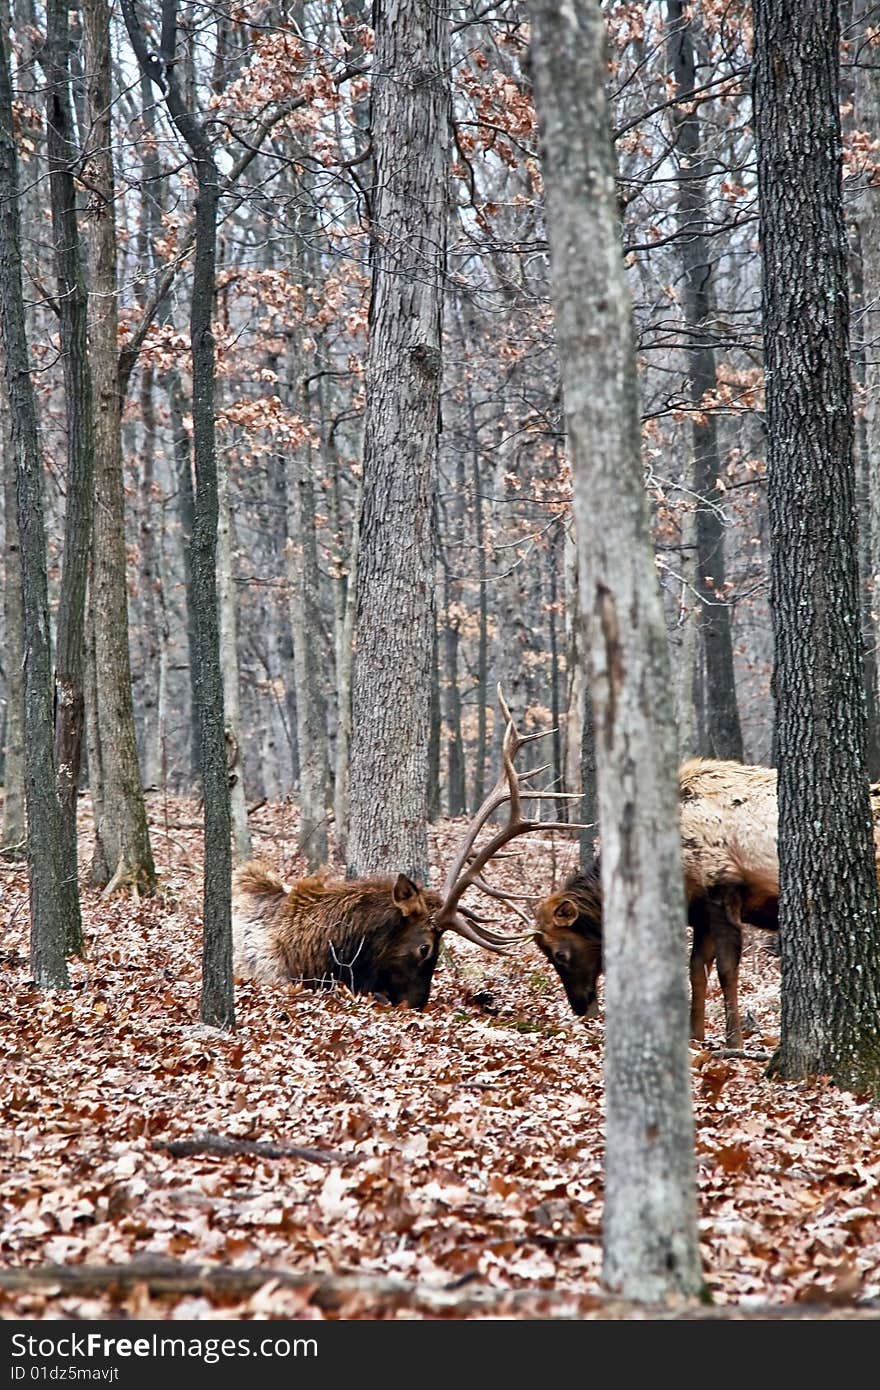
top-left (232, 861), bottom-right (444, 1008)
top-left (536, 758), bottom-right (880, 1047)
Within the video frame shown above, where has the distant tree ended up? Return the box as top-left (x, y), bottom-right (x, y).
top-left (667, 0), bottom-right (743, 762)
top-left (346, 0), bottom-right (451, 881)
top-left (82, 0), bottom-right (156, 894)
top-left (0, 16), bottom-right (68, 986)
top-left (530, 0), bottom-right (703, 1301)
top-left (122, 0), bottom-right (234, 1028)
top-left (754, 0), bottom-right (880, 1089)
top-left (1, 398), bottom-right (25, 856)
top-left (45, 0), bottom-right (94, 955)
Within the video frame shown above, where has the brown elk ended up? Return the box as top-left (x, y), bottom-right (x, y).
top-left (534, 758), bottom-right (795, 1048)
top-left (232, 690), bottom-right (582, 1008)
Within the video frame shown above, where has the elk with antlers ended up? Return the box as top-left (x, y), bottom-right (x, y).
top-left (533, 758), bottom-right (880, 1047)
top-left (231, 689), bottom-right (581, 1008)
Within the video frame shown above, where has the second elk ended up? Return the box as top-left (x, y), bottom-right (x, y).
top-left (534, 758), bottom-right (817, 1048)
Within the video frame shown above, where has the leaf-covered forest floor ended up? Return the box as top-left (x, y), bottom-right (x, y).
top-left (2, 795), bottom-right (880, 1321)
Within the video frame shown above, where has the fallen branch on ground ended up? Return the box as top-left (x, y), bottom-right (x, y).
top-left (0, 1260), bottom-right (877, 1319)
top-left (151, 1132), bottom-right (363, 1166)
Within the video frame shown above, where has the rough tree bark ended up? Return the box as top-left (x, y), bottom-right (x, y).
top-left (853, 2), bottom-right (880, 777)
top-left (530, 0), bottom-right (703, 1301)
top-left (347, 0), bottom-right (450, 881)
top-left (754, 0), bottom-right (880, 1089)
top-left (667, 0), bottom-right (743, 761)
top-left (45, 0), bottom-right (94, 954)
top-left (0, 17), bottom-right (68, 985)
top-left (82, 0), bottom-right (156, 892)
top-left (122, 0), bottom-right (233, 1029)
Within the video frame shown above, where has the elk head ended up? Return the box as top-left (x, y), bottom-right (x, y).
top-left (533, 867), bottom-right (604, 1018)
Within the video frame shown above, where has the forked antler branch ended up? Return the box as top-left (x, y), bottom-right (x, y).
top-left (437, 686), bottom-right (591, 951)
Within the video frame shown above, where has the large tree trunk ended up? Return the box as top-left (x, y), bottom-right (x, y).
top-left (346, 0), bottom-right (450, 882)
top-left (0, 17), bottom-right (68, 986)
top-left (82, 0), bottom-right (155, 893)
top-left (46, 0), bottom-right (94, 954)
top-left (754, 0), bottom-right (880, 1090)
top-left (667, 0), bottom-right (743, 762)
top-left (530, 0), bottom-right (703, 1302)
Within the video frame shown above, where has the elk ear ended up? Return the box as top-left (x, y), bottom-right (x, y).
top-left (392, 874), bottom-right (424, 918)
top-left (553, 897), bottom-right (579, 928)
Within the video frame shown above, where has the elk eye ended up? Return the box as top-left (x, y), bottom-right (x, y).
top-left (553, 948), bottom-right (569, 966)
top-left (417, 943), bottom-right (431, 961)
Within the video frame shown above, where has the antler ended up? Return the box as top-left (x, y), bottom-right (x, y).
top-left (436, 686), bottom-right (590, 951)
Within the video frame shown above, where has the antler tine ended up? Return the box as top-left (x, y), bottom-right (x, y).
top-left (438, 687), bottom-right (585, 951)
top-left (471, 873), bottom-right (538, 902)
top-left (468, 875), bottom-right (537, 928)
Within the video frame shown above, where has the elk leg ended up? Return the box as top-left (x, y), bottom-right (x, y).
top-left (706, 889), bottom-right (744, 1049)
top-left (688, 897), bottom-right (714, 1042)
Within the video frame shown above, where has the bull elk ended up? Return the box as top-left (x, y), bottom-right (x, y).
top-left (534, 758), bottom-right (839, 1049)
top-left (232, 690), bottom-right (583, 1008)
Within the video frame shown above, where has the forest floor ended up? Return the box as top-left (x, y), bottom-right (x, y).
top-left (1, 794), bottom-right (880, 1321)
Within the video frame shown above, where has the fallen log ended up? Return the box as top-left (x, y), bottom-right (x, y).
top-left (0, 1260), bottom-right (878, 1319)
top-left (152, 1132), bottom-right (362, 1167)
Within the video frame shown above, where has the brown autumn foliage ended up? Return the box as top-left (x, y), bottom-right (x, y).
top-left (2, 797), bottom-right (880, 1320)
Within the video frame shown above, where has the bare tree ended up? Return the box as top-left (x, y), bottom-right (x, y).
top-left (530, 0), bottom-right (703, 1301)
top-left (667, 0), bottom-right (743, 761)
top-left (347, 0), bottom-right (451, 880)
top-left (122, 0), bottom-right (233, 1028)
top-left (0, 15), bottom-right (68, 986)
top-left (82, 0), bottom-right (156, 894)
top-left (45, 0), bottom-right (94, 954)
top-left (754, 0), bottom-right (880, 1089)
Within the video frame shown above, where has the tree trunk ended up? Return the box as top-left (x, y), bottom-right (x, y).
top-left (530, 0), bottom-right (703, 1302)
top-left (667, 0), bottom-right (743, 762)
top-left (548, 522), bottom-right (563, 807)
top-left (0, 17), bottom-right (68, 985)
top-left (347, 0), bottom-right (450, 881)
top-left (333, 487), bottom-right (359, 854)
top-left (468, 397), bottom-right (488, 813)
top-left (1, 393), bottom-right (25, 854)
top-left (442, 473), bottom-right (467, 816)
top-left (82, 0), bottom-right (155, 893)
top-left (284, 432), bottom-right (331, 869)
top-left (121, 0), bottom-right (234, 1029)
top-left (427, 616), bottom-right (441, 823)
top-left (166, 366), bottom-right (201, 783)
top-left (754, 0), bottom-right (880, 1089)
top-left (853, 1), bottom-right (880, 777)
top-left (217, 443), bottom-right (251, 862)
top-left (46, 0), bottom-right (94, 954)
top-left (137, 363), bottom-right (162, 790)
